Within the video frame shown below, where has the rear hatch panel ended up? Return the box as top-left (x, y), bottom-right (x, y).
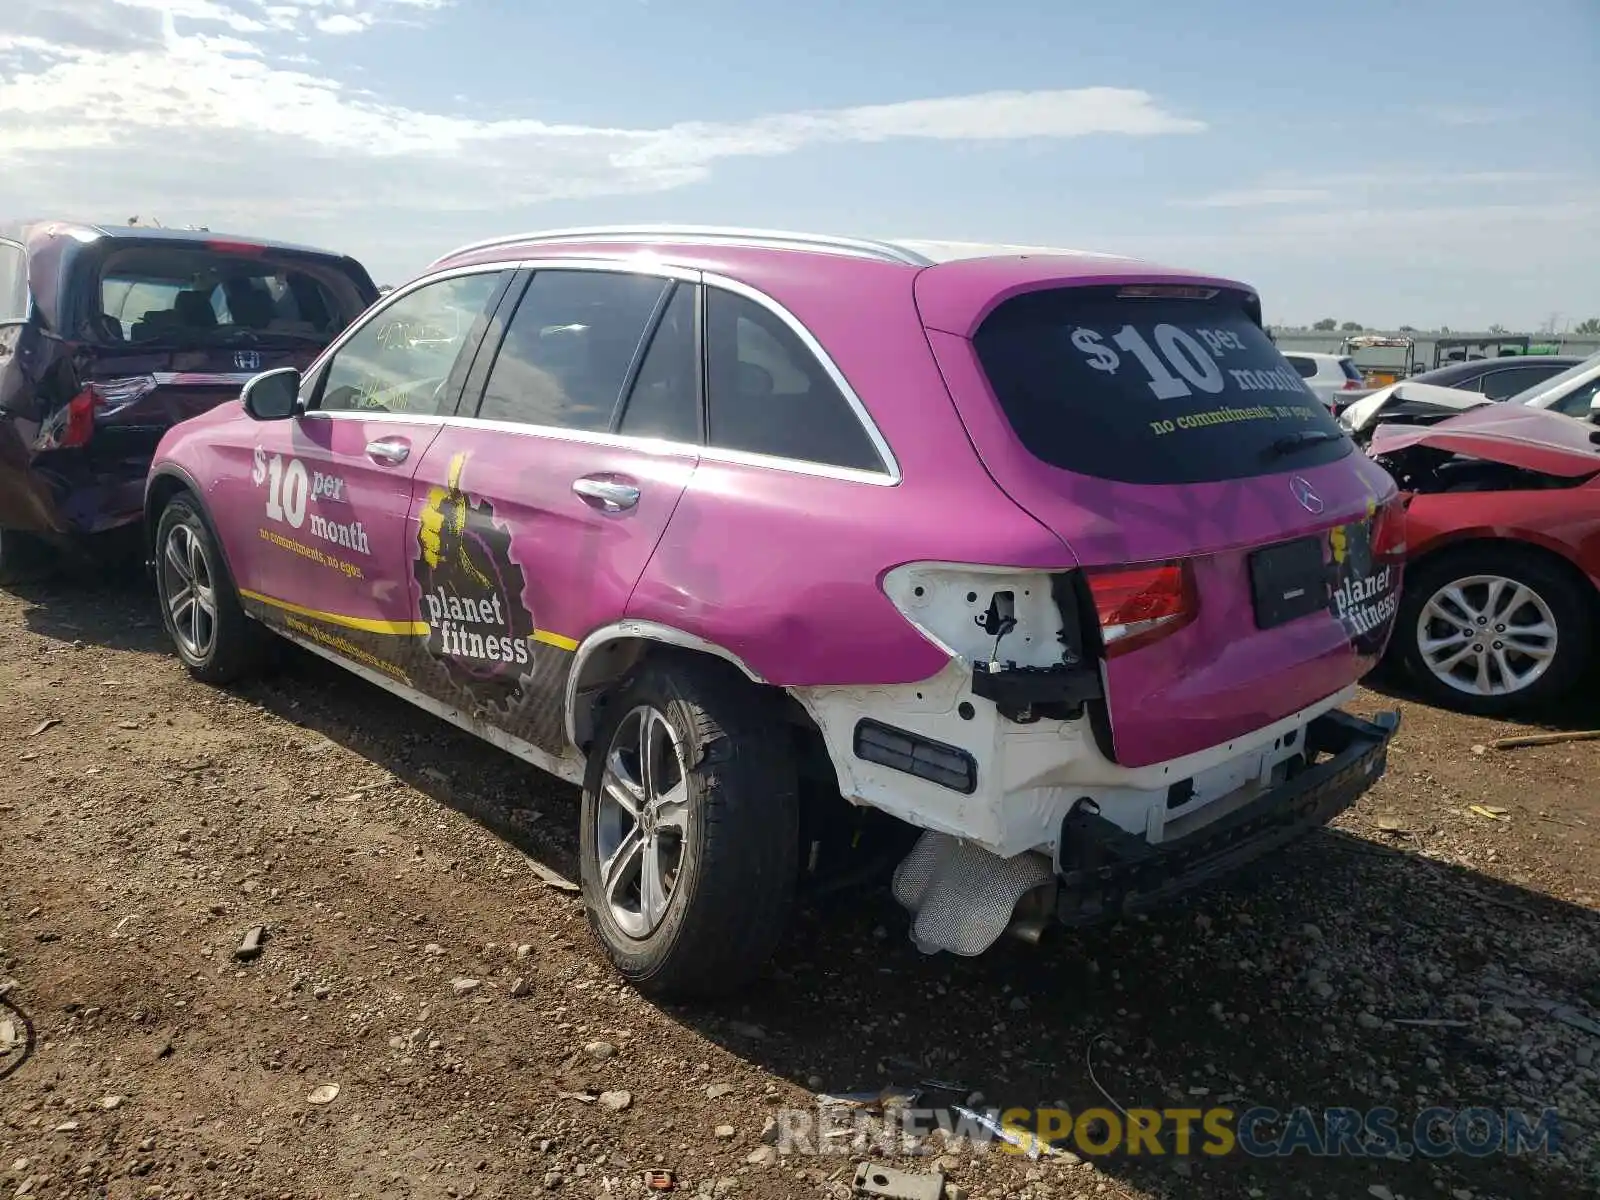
top-left (917, 273), bottom-right (1401, 768)
top-left (0, 234), bottom-right (376, 535)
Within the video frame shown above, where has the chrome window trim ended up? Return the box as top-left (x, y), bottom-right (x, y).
top-left (302, 258), bottom-right (902, 486)
top-left (305, 408), bottom-right (897, 486)
top-left (431, 225), bottom-right (931, 270)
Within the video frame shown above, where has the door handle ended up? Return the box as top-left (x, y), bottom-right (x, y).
top-left (365, 437), bottom-right (410, 465)
top-left (572, 476), bottom-right (640, 513)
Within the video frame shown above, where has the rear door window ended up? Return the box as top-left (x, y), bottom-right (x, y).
top-left (972, 287), bottom-right (1350, 485)
top-left (1481, 364), bottom-right (1562, 401)
top-left (616, 282), bottom-right (700, 444)
top-left (473, 269), bottom-right (668, 433)
top-left (1286, 355), bottom-right (1317, 379)
top-left (0, 240), bottom-right (27, 321)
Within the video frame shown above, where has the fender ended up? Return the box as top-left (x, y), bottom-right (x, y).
top-left (143, 463), bottom-right (242, 587)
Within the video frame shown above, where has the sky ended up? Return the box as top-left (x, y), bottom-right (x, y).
top-left (2, 0), bottom-right (1596, 330)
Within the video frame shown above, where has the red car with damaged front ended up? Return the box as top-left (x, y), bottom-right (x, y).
top-left (1371, 402), bottom-right (1600, 715)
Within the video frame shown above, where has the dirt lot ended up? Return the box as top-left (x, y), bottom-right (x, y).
top-left (2, 575), bottom-right (1597, 1200)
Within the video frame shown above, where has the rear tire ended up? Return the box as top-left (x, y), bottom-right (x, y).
top-left (0, 528), bottom-right (55, 587)
top-left (1396, 544), bottom-right (1592, 717)
top-left (154, 493), bottom-right (272, 685)
top-left (578, 654), bottom-right (799, 1000)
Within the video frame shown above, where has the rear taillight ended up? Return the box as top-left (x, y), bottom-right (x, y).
top-left (33, 375), bottom-right (158, 451)
top-left (1342, 379), bottom-right (1361, 390)
top-left (1372, 499), bottom-right (1407, 560)
top-left (61, 389), bottom-right (97, 448)
top-left (1085, 561), bottom-right (1197, 657)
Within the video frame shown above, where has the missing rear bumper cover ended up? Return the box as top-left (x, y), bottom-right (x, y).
top-left (1055, 708), bottom-right (1399, 925)
top-left (853, 719), bottom-right (977, 795)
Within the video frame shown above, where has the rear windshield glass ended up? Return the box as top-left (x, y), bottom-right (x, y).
top-left (95, 245), bottom-right (369, 345)
top-left (1339, 357), bottom-right (1363, 381)
top-left (972, 287), bottom-right (1351, 485)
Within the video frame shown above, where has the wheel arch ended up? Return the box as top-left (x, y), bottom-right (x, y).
top-left (144, 467), bottom-right (243, 587)
top-left (1404, 533), bottom-right (1600, 614)
top-left (564, 621), bottom-right (772, 751)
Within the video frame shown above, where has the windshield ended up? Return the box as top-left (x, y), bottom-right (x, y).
top-left (1506, 350), bottom-right (1600, 406)
top-left (94, 244), bottom-right (370, 346)
top-left (972, 285), bottom-right (1351, 485)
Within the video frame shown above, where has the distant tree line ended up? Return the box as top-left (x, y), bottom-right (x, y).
top-left (1299, 318), bottom-right (1600, 336)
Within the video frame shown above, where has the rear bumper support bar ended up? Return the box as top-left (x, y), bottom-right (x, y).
top-left (1055, 708), bottom-right (1400, 925)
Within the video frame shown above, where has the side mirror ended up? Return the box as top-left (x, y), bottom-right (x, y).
top-left (241, 368), bottom-right (302, 421)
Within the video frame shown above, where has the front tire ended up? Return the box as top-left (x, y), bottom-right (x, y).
top-left (154, 493), bottom-right (271, 685)
top-left (578, 654), bottom-right (799, 1000)
top-left (1396, 545), bottom-right (1593, 716)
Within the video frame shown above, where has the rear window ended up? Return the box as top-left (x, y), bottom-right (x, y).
top-left (93, 244), bottom-right (370, 346)
top-left (972, 287), bottom-right (1351, 485)
top-left (0, 240), bottom-right (26, 321)
top-left (1338, 357), bottom-right (1363, 381)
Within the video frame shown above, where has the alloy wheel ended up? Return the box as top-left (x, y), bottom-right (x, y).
top-left (594, 704), bottom-right (691, 939)
top-left (161, 522), bottom-right (219, 661)
top-left (1416, 573), bottom-right (1558, 697)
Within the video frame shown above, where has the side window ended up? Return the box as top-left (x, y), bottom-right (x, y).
top-left (704, 288), bottom-right (883, 472)
top-left (617, 283), bottom-right (699, 443)
top-left (0, 241), bottom-right (29, 322)
top-left (1286, 355), bottom-right (1317, 379)
top-left (318, 271), bottom-right (504, 416)
top-left (475, 270), bottom-right (667, 432)
top-left (1481, 366), bottom-right (1547, 401)
top-left (1550, 377), bottom-right (1600, 419)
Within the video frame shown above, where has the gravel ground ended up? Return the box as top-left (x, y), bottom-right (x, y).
top-left (1, 576), bottom-right (1597, 1200)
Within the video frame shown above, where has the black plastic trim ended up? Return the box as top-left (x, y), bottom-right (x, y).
top-left (1055, 708), bottom-right (1400, 926)
top-left (853, 718), bottom-right (977, 795)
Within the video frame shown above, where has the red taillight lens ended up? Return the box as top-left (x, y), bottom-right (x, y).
top-left (60, 389), bottom-right (98, 448)
top-left (1085, 561), bottom-right (1196, 657)
top-left (1342, 379), bottom-right (1361, 390)
top-left (1372, 499), bottom-right (1407, 559)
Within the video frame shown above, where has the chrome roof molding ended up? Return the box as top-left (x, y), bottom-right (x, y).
top-left (430, 225), bottom-right (936, 269)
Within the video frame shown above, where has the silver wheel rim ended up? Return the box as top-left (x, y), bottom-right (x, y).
top-left (162, 523), bottom-right (219, 660)
top-left (1417, 573), bottom-right (1558, 697)
top-left (594, 705), bottom-right (691, 939)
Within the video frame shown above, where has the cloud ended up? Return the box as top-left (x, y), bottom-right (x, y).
top-left (1420, 104), bottom-right (1516, 126)
top-left (0, 0), bottom-right (1205, 229)
top-left (1177, 187), bottom-right (1335, 208)
top-left (1178, 169), bottom-right (1566, 209)
top-left (314, 14), bottom-right (372, 34)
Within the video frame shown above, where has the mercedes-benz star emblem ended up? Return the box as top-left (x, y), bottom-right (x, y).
top-left (1290, 475), bottom-right (1324, 514)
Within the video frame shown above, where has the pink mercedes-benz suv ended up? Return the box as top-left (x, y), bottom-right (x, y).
top-left (144, 226), bottom-right (1404, 998)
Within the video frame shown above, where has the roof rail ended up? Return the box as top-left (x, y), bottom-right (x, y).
top-left (428, 224), bottom-right (936, 269)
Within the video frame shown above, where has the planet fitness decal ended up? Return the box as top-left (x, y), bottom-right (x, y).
top-left (1329, 498), bottom-right (1398, 655)
top-left (413, 453), bottom-right (536, 705)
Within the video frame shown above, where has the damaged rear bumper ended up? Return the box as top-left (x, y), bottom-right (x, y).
top-left (0, 416), bottom-right (67, 535)
top-left (1053, 708), bottom-right (1399, 925)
